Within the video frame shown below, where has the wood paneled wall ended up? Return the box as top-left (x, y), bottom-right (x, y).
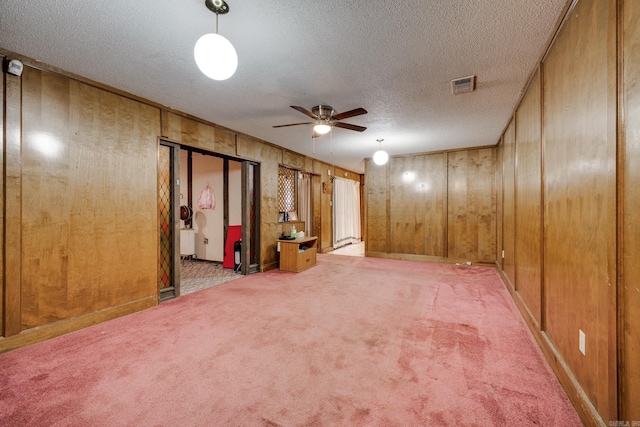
top-left (514, 71), bottom-right (542, 325)
top-left (622, 0), bottom-right (640, 422)
top-left (365, 161), bottom-right (389, 253)
top-left (21, 68), bottom-right (161, 329)
top-left (447, 149), bottom-right (496, 261)
top-left (543, 0), bottom-right (616, 419)
top-left (365, 148), bottom-right (495, 263)
top-left (237, 133), bottom-right (283, 269)
top-left (495, 139), bottom-right (503, 266)
top-left (501, 119), bottom-right (516, 285)
top-left (1, 56), bottom-right (359, 350)
top-left (165, 112), bottom-right (237, 157)
top-left (496, 0), bottom-right (627, 424)
top-left (389, 154), bottom-right (446, 256)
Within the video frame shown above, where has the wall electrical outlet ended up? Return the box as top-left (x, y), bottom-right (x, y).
top-left (579, 330), bottom-right (586, 355)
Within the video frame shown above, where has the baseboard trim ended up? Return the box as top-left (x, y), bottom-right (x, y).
top-left (364, 251), bottom-right (497, 267)
top-left (496, 268), bottom-right (604, 427)
top-left (261, 261), bottom-right (278, 272)
top-left (0, 296), bottom-right (158, 354)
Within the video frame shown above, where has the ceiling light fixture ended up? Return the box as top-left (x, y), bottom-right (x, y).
top-left (313, 122), bottom-right (332, 135)
top-left (373, 139), bottom-right (389, 165)
top-left (194, 0), bottom-right (238, 81)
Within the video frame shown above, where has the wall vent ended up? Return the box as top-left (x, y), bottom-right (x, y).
top-left (451, 75), bottom-right (476, 95)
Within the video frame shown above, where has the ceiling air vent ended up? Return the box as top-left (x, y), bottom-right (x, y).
top-left (451, 75), bottom-right (476, 95)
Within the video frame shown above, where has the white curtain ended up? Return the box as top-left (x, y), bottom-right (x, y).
top-left (299, 173), bottom-right (312, 234)
top-left (333, 177), bottom-right (361, 248)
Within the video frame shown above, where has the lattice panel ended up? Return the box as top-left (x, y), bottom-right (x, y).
top-left (158, 145), bottom-right (172, 290)
top-left (278, 166), bottom-right (296, 213)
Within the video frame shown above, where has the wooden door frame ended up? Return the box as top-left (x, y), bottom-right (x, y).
top-left (159, 139), bottom-right (181, 301)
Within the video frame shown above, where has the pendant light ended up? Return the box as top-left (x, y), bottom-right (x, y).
top-left (194, 0), bottom-right (238, 81)
top-left (373, 139), bottom-right (389, 165)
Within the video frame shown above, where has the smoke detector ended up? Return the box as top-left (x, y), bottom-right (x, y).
top-left (451, 75), bottom-right (476, 95)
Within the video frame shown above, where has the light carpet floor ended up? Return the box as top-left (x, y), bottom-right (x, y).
top-left (0, 255), bottom-right (582, 426)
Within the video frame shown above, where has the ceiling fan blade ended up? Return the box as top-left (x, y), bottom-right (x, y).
top-left (272, 122), bottom-right (312, 128)
top-left (334, 122), bottom-right (367, 132)
top-left (332, 107), bottom-right (368, 121)
top-left (291, 106), bottom-right (319, 119)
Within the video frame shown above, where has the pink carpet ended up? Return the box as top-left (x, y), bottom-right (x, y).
top-left (0, 255), bottom-right (582, 426)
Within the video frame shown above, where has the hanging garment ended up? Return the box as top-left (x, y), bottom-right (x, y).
top-left (198, 184), bottom-right (216, 210)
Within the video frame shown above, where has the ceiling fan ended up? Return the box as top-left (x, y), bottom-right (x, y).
top-left (273, 105), bottom-right (368, 137)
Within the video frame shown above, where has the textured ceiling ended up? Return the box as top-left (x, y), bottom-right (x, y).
top-left (0, 0), bottom-right (567, 173)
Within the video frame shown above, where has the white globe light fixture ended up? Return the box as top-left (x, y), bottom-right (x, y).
top-left (194, 33), bottom-right (237, 81)
top-left (373, 150), bottom-right (389, 165)
top-left (195, 0), bottom-right (237, 81)
top-left (373, 139), bottom-right (389, 165)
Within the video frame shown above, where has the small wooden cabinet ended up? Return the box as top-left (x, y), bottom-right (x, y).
top-left (279, 236), bottom-right (318, 272)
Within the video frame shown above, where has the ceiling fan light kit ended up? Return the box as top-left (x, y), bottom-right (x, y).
top-left (313, 123), bottom-right (332, 135)
top-left (194, 0), bottom-right (237, 81)
top-left (273, 105), bottom-right (368, 137)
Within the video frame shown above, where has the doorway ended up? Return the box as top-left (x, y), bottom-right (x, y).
top-left (157, 141), bottom-right (260, 300)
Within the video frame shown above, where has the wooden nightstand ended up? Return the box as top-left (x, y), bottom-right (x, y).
top-left (278, 236), bottom-right (318, 272)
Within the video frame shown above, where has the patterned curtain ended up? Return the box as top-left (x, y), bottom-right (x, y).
top-left (332, 177), bottom-right (361, 248)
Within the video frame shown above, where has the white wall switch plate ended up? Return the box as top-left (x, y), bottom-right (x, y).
top-left (579, 330), bottom-right (586, 355)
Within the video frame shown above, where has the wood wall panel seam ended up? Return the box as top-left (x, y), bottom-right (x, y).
top-left (540, 60), bottom-right (548, 334)
top-left (444, 152), bottom-right (449, 258)
top-left (0, 64), bottom-right (5, 335)
top-left (615, 0), bottom-right (625, 416)
top-left (4, 71), bottom-right (22, 337)
top-left (618, 0), bottom-right (640, 421)
top-left (514, 71), bottom-right (543, 325)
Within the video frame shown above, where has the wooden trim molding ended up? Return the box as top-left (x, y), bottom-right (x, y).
top-left (261, 261), bottom-right (278, 272)
top-left (0, 296), bottom-right (157, 354)
top-left (496, 268), bottom-right (603, 427)
top-left (365, 251), bottom-right (496, 267)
